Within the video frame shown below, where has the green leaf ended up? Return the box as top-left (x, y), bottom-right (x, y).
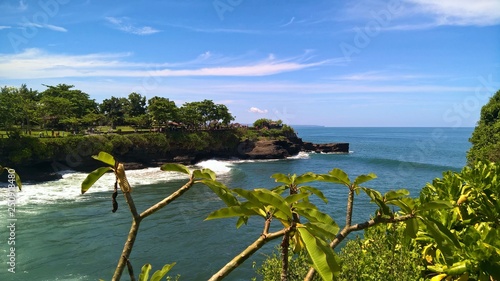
top-left (199, 180), bottom-right (239, 207)
top-left (271, 185), bottom-right (288, 194)
top-left (418, 200), bottom-right (454, 212)
top-left (361, 187), bottom-right (391, 215)
top-left (303, 221), bottom-right (338, 239)
top-left (295, 172), bottom-right (319, 185)
top-left (300, 186), bottom-right (328, 203)
top-left (387, 197), bottom-right (415, 214)
top-left (2, 167), bottom-right (22, 191)
top-left (298, 226), bottom-right (340, 280)
top-left (150, 262), bottom-right (176, 281)
top-left (160, 163), bottom-right (191, 175)
top-left (91, 151), bottom-right (116, 167)
top-left (233, 188), bottom-right (266, 210)
top-left (236, 216), bottom-right (248, 228)
top-left (285, 193), bottom-right (310, 205)
top-left (404, 218), bottom-right (418, 238)
top-left (384, 189), bottom-right (410, 201)
top-left (271, 173), bottom-right (292, 185)
top-left (295, 208), bottom-right (339, 235)
top-left (253, 189), bottom-right (293, 220)
top-left (205, 204), bottom-right (262, 220)
top-left (193, 168), bottom-right (216, 180)
top-left (353, 173), bottom-right (377, 186)
top-left (81, 167), bottom-right (113, 194)
top-left (321, 168), bottom-right (351, 186)
top-left (138, 263), bottom-right (152, 281)
top-left (14, 171), bottom-right (22, 191)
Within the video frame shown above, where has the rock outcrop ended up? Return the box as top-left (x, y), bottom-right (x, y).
top-left (1, 136), bottom-right (349, 183)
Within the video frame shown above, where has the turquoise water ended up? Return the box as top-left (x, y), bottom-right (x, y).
top-left (0, 127), bottom-right (473, 280)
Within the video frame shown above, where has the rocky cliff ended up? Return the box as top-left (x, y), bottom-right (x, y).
top-left (0, 134), bottom-right (349, 182)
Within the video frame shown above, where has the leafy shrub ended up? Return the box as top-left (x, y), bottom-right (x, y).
top-left (253, 223), bottom-right (423, 281)
top-left (338, 223), bottom-right (423, 281)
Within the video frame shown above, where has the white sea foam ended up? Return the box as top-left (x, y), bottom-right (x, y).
top-left (195, 159), bottom-right (234, 174)
top-left (0, 164), bottom-right (227, 206)
top-left (287, 151), bottom-right (311, 159)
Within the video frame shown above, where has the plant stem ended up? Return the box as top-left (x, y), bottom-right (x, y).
top-left (281, 232), bottom-right (290, 281)
top-left (140, 177), bottom-right (194, 219)
top-left (112, 171), bottom-right (195, 280)
top-left (113, 218), bottom-right (141, 281)
top-left (208, 227), bottom-right (290, 281)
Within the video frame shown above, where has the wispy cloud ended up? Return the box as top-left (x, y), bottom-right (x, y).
top-left (249, 107), bottom-right (268, 114)
top-left (0, 26), bottom-right (12, 30)
top-left (105, 17), bottom-right (161, 35)
top-left (21, 22), bottom-right (67, 32)
top-left (167, 23), bottom-right (261, 34)
top-left (331, 71), bottom-right (432, 82)
top-left (406, 0), bottom-right (500, 26)
top-left (280, 17), bottom-right (295, 27)
top-left (0, 48), bottom-right (331, 79)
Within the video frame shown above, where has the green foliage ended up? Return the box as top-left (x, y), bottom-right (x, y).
top-left (467, 89), bottom-right (500, 164)
top-left (81, 166), bottom-right (113, 194)
top-left (92, 151), bottom-right (116, 167)
top-left (417, 161), bottom-right (500, 280)
top-left (338, 224), bottom-right (424, 281)
top-left (0, 166), bottom-right (22, 191)
top-left (254, 224), bottom-right (424, 281)
top-left (253, 246), bottom-right (320, 281)
top-left (138, 262), bottom-right (176, 281)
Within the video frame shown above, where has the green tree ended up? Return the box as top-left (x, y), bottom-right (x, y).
top-left (41, 84), bottom-right (98, 118)
top-left (127, 92), bottom-right (147, 117)
top-left (147, 97), bottom-right (178, 127)
top-left (0, 86), bottom-right (23, 130)
top-left (37, 96), bottom-right (74, 129)
top-left (100, 97), bottom-right (130, 128)
top-left (467, 89), bottom-right (500, 163)
top-left (18, 84), bottom-right (40, 134)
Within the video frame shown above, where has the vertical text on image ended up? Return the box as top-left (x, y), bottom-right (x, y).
top-left (6, 169), bottom-right (17, 274)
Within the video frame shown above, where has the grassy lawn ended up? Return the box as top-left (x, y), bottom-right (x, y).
top-left (0, 126), bottom-right (153, 138)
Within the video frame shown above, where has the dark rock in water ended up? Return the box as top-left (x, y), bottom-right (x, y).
top-left (301, 142), bottom-right (349, 154)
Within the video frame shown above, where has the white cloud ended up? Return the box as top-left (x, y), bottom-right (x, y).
top-left (21, 22), bottom-right (67, 32)
top-left (0, 48), bottom-right (330, 79)
top-left (249, 107), bottom-right (268, 114)
top-left (105, 17), bottom-right (161, 35)
top-left (0, 26), bottom-right (12, 30)
top-left (406, 0), bottom-right (500, 26)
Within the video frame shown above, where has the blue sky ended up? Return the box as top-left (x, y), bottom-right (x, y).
top-left (0, 0), bottom-right (499, 127)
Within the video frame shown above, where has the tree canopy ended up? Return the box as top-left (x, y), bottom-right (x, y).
top-left (0, 84), bottom-right (236, 132)
top-left (467, 89), bottom-right (500, 164)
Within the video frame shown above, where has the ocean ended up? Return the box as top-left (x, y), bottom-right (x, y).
top-left (0, 127), bottom-right (474, 281)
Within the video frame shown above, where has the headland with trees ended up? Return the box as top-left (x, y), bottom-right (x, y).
top-left (0, 84), bottom-right (348, 181)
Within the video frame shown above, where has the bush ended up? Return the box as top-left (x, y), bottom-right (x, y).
top-left (253, 223), bottom-right (423, 281)
top-left (338, 223), bottom-right (423, 281)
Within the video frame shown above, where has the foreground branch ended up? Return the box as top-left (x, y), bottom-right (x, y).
top-left (112, 173), bottom-right (195, 280)
top-left (208, 227), bottom-right (291, 281)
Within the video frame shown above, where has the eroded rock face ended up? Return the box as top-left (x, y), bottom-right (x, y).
top-left (4, 137), bottom-right (349, 183)
top-left (244, 140), bottom-right (289, 159)
top-left (242, 139), bottom-right (349, 159)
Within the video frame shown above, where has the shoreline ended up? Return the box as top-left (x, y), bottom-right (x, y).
top-left (0, 134), bottom-right (349, 183)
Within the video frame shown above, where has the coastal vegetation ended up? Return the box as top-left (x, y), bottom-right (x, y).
top-left (82, 152), bottom-right (452, 281)
top-left (467, 89), bottom-right (500, 164)
top-left (80, 149), bottom-right (500, 280)
top-left (0, 84), bottom-right (234, 135)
